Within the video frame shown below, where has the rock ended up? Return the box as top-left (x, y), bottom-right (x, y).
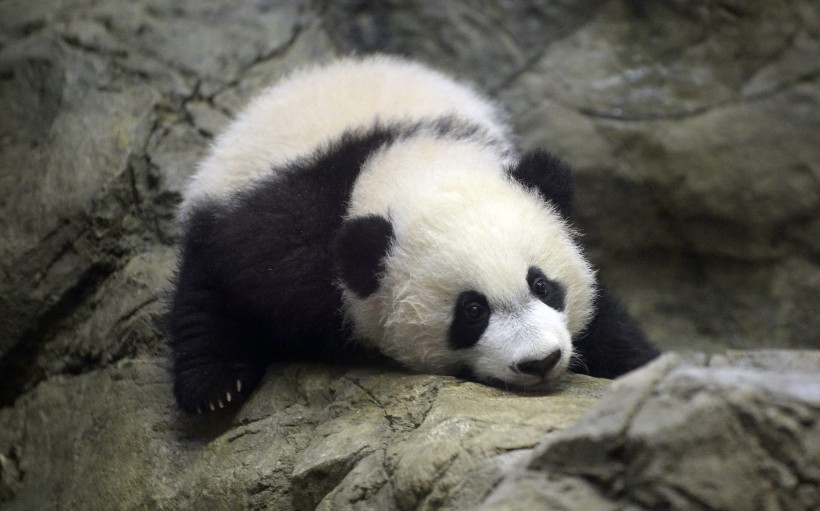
top-left (0, 0), bottom-right (332, 404)
top-left (481, 352), bottom-right (820, 510)
top-left (2, 352), bottom-right (816, 511)
top-left (0, 361), bottom-right (609, 510)
top-left (321, 0), bottom-right (609, 93)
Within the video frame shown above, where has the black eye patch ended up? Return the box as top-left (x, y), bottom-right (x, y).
top-left (527, 267), bottom-right (565, 311)
top-left (448, 290), bottom-right (490, 350)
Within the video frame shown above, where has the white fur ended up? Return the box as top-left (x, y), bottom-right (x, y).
top-left (470, 301), bottom-right (572, 387)
top-left (179, 55), bottom-right (513, 221)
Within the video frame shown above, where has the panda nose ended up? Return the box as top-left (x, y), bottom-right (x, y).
top-left (514, 350), bottom-right (562, 377)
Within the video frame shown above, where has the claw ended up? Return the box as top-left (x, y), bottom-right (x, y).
top-left (218, 399), bottom-right (224, 409)
top-left (226, 392), bottom-right (232, 403)
top-left (197, 407), bottom-right (202, 414)
top-left (209, 402), bottom-right (215, 411)
top-left (236, 379), bottom-right (242, 393)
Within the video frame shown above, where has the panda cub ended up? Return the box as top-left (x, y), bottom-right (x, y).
top-left (169, 55), bottom-right (659, 413)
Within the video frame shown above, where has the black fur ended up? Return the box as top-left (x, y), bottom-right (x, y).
top-left (509, 149), bottom-right (575, 219)
top-left (333, 215), bottom-right (395, 298)
top-left (449, 290), bottom-right (491, 349)
top-left (569, 287), bottom-right (661, 378)
top-left (169, 128), bottom-right (398, 413)
top-left (527, 266), bottom-right (566, 311)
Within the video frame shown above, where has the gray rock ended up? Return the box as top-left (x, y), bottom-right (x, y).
top-left (481, 352), bottom-right (820, 511)
top-left (0, 0), bottom-right (333, 403)
top-left (321, 0), bottom-right (609, 93)
top-left (0, 361), bottom-right (609, 510)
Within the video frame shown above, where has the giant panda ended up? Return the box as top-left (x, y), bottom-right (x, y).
top-left (169, 55), bottom-right (659, 413)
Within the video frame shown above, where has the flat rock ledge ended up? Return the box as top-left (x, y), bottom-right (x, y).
top-left (0, 360), bottom-right (607, 510)
top-left (1, 350), bottom-right (818, 510)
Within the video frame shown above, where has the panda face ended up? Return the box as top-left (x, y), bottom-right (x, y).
top-left (446, 266), bottom-right (573, 389)
top-left (350, 242), bottom-right (584, 389)
top-left (341, 188), bottom-right (594, 389)
top-left (340, 135), bottom-right (595, 388)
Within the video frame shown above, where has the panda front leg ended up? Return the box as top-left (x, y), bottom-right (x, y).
top-left (168, 278), bottom-right (266, 414)
top-left (570, 286), bottom-right (661, 379)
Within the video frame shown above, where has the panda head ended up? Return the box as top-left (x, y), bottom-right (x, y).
top-left (334, 147), bottom-right (596, 390)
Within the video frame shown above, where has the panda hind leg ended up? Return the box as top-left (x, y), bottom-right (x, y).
top-left (168, 291), bottom-right (266, 414)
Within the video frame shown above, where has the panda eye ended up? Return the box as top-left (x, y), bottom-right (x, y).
top-left (450, 290), bottom-right (490, 349)
top-left (463, 302), bottom-right (487, 323)
top-left (527, 266), bottom-right (566, 310)
top-left (532, 277), bottom-right (549, 297)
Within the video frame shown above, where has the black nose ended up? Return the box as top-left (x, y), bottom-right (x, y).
top-left (515, 350), bottom-right (562, 377)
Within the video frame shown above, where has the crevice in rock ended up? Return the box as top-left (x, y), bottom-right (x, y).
top-left (343, 377), bottom-right (398, 433)
top-left (342, 449), bottom-right (391, 507)
top-left (58, 32), bottom-right (128, 59)
top-left (202, 19), bottom-right (304, 111)
top-left (487, 50), bottom-right (548, 97)
top-left (569, 70), bottom-right (820, 122)
top-left (731, 397), bottom-right (815, 491)
top-left (226, 428), bottom-right (261, 443)
top-left (127, 156), bottom-right (143, 214)
top-left (115, 296), bottom-right (161, 328)
top-left (344, 377), bottom-right (384, 409)
top-left (293, 443), bottom-right (375, 511)
top-left (0, 260), bottom-right (115, 407)
top-left (0, 445), bottom-right (24, 504)
top-left (616, 359), bottom-right (674, 439)
top-left (0, 156), bottom-right (165, 388)
top-left (411, 383), bottom-right (439, 429)
top-left (413, 450), bottom-right (460, 510)
top-left (130, 117), bottom-right (185, 246)
top-left (650, 480), bottom-right (721, 511)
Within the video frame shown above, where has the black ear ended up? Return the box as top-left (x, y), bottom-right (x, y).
top-left (333, 214), bottom-right (395, 298)
top-left (509, 149), bottom-right (575, 219)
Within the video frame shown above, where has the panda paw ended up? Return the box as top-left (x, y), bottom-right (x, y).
top-left (196, 379), bottom-right (242, 414)
top-left (173, 361), bottom-right (263, 415)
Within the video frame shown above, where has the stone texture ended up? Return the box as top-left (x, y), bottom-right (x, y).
top-left (496, 0), bottom-right (820, 351)
top-left (320, 0), bottom-right (609, 93)
top-left (0, 0), bottom-right (818, 509)
top-left (0, 362), bottom-right (608, 510)
top-left (481, 352), bottom-right (820, 511)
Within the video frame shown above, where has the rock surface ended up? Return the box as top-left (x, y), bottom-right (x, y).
top-left (0, 362), bottom-right (609, 510)
top-left (1, 353), bottom-right (817, 510)
top-left (0, 0), bottom-right (818, 510)
top-left (482, 352), bottom-right (820, 511)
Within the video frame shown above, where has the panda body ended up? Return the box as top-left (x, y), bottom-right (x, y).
top-left (169, 55), bottom-right (659, 413)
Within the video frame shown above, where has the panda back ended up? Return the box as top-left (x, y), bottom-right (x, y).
top-left (179, 55), bottom-right (512, 218)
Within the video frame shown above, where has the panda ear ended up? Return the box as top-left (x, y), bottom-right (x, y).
top-left (509, 149), bottom-right (575, 219)
top-left (333, 214), bottom-right (395, 298)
